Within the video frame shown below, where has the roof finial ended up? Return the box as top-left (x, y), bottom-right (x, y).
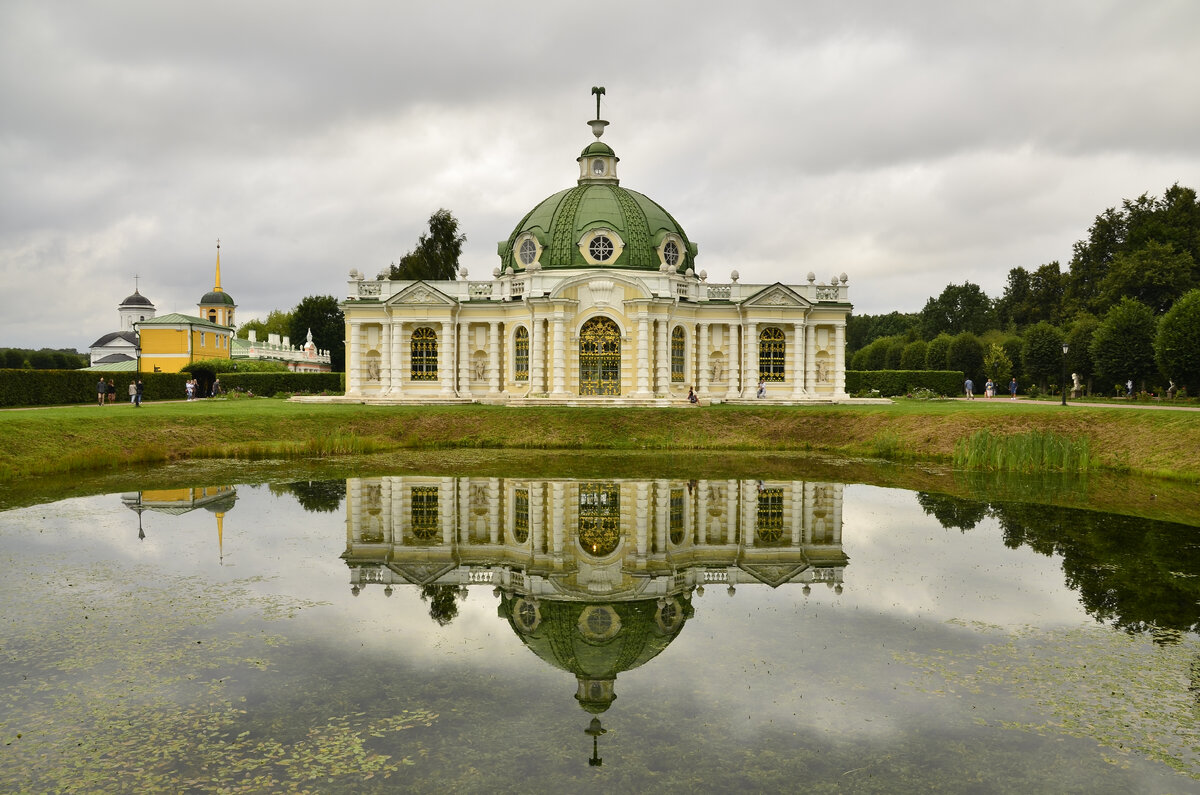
top-left (134, 273), bottom-right (140, 294)
top-left (588, 86), bottom-right (608, 139)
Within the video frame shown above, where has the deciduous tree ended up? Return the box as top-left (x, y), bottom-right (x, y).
top-left (290, 295), bottom-right (345, 372)
top-left (1089, 298), bottom-right (1158, 391)
top-left (381, 208), bottom-right (467, 281)
top-left (1154, 288), bottom-right (1200, 395)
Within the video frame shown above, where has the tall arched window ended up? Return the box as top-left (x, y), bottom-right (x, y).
top-left (671, 326), bottom-right (685, 383)
top-left (514, 327), bottom-right (529, 382)
top-left (411, 327), bottom-right (438, 381)
top-left (759, 327), bottom-right (785, 382)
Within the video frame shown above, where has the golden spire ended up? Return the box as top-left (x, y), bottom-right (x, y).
top-left (214, 239), bottom-right (224, 293)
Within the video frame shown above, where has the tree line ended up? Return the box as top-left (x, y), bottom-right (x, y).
top-left (1, 348), bottom-right (89, 369)
top-left (849, 184), bottom-right (1200, 396)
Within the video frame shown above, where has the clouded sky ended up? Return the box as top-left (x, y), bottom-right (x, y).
top-left (3, 1), bottom-right (1197, 351)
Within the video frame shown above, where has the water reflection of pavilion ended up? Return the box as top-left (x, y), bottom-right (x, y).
top-left (344, 476), bottom-right (846, 753)
top-left (342, 477), bottom-right (846, 599)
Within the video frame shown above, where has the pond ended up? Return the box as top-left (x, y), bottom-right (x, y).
top-left (1, 466), bottom-right (1198, 793)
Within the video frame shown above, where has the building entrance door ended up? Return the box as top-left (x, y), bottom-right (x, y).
top-left (579, 317), bottom-right (621, 396)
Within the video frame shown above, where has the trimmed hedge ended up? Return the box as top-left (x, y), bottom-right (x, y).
top-left (220, 372), bottom-right (342, 396)
top-left (846, 370), bottom-right (964, 397)
top-left (0, 369), bottom-right (343, 407)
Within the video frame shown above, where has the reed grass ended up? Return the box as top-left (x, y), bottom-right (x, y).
top-left (194, 432), bottom-right (389, 461)
top-left (953, 429), bottom-right (1093, 473)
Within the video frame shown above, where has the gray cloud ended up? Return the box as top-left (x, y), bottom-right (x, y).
top-left (2, 0), bottom-right (1198, 350)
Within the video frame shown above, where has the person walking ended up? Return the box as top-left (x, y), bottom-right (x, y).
top-left (97, 377), bottom-right (107, 407)
top-left (128, 381), bottom-right (137, 405)
top-left (107, 379), bottom-right (116, 404)
top-left (135, 379), bottom-right (143, 408)
top-left (985, 378), bottom-right (994, 399)
top-left (964, 378), bottom-right (974, 399)
top-left (1009, 378), bottom-right (1018, 400)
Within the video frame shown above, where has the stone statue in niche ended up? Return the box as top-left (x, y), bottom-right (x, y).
top-left (709, 355), bottom-right (724, 383)
top-left (473, 353), bottom-right (487, 381)
top-left (815, 360), bottom-right (829, 383)
top-left (365, 357), bottom-right (381, 382)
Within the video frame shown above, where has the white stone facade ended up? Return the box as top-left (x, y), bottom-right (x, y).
top-left (337, 269), bottom-right (851, 405)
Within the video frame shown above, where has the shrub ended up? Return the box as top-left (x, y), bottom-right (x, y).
top-left (845, 370), bottom-right (962, 397)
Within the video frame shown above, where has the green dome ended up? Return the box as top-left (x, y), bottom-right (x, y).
top-left (199, 290), bottom-right (235, 306)
top-left (499, 184), bottom-right (697, 273)
top-left (580, 141), bottom-right (616, 158)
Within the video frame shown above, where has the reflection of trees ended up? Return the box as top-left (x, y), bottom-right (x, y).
top-left (278, 480), bottom-right (346, 513)
top-left (915, 492), bottom-right (989, 531)
top-left (420, 584), bottom-right (468, 626)
top-left (921, 493), bottom-right (1200, 640)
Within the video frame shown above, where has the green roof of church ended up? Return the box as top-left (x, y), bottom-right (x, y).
top-left (199, 290), bottom-right (236, 306)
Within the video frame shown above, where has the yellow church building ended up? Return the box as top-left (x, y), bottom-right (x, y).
top-left (136, 243), bottom-right (237, 373)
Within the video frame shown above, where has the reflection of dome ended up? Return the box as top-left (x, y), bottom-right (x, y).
top-left (499, 594), bottom-right (691, 714)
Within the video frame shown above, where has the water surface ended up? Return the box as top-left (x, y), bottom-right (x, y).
top-left (1, 472), bottom-right (1197, 793)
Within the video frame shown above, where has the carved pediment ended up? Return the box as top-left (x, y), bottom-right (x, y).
top-left (387, 281), bottom-right (457, 307)
top-left (386, 561), bottom-right (459, 587)
top-left (741, 283), bottom-right (809, 309)
top-left (738, 562), bottom-right (811, 588)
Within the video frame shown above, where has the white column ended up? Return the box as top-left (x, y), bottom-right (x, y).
top-left (530, 482), bottom-right (545, 553)
top-left (831, 483), bottom-right (843, 543)
top-left (458, 477), bottom-right (470, 545)
top-left (440, 477), bottom-right (454, 545)
top-left (347, 321), bottom-right (362, 395)
top-left (488, 321), bottom-right (501, 394)
top-left (790, 481), bottom-right (803, 545)
top-left (696, 479), bottom-right (709, 545)
top-left (391, 322), bottom-right (404, 396)
top-left (440, 320), bottom-right (454, 396)
top-left (551, 314), bottom-right (567, 396)
top-left (636, 313), bottom-right (651, 396)
top-left (724, 479), bottom-right (738, 544)
top-left (635, 482), bottom-right (649, 559)
top-left (487, 478), bottom-right (500, 545)
top-left (655, 318), bottom-right (670, 395)
top-left (531, 315), bottom-right (544, 395)
top-left (805, 324), bottom-right (817, 395)
top-left (744, 322), bottom-right (758, 398)
top-left (654, 479), bottom-right (669, 554)
top-left (380, 316), bottom-right (392, 394)
top-left (458, 322), bottom-right (471, 398)
top-left (726, 325), bottom-right (741, 399)
top-left (698, 323), bottom-right (710, 397)
top-left (803, 482), bottom-right (815, 543)
top-left (791, 322), bottom-right (806, 397)
top-left (834, 322), bottom-right (846, 398)
top-left (742, 480), bottom-right (756, 547)
top-left (551, 482), bottom-right (565, 560)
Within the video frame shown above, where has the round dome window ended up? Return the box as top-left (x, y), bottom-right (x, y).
top-left (589, 235), bottom-right (615, 262)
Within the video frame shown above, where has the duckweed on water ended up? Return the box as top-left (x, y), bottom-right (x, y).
top-left (0, 559), bottom-right (436, 793)
top-left (899, 621), bottom-right (1200, 779)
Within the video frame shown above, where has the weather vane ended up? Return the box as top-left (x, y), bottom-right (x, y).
top-left (591, 86), bottom-right (605, 118)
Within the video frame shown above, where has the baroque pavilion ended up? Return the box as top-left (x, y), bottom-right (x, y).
top-left (333, 90), bottom-right (854, 406)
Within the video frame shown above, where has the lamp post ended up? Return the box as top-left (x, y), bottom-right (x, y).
top-left (1061, 342), bottom-right (1069, 406)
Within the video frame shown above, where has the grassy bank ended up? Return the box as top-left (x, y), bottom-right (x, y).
top-left (2, 397), bottom-right (1198, 483)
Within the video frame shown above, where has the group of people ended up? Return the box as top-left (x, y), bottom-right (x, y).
top-left (97, 377), bottom-right (143, 407)
top-left (185, 378), bottom-right (221, 400)
top-left (965, 378), bottom-right (1019, 400)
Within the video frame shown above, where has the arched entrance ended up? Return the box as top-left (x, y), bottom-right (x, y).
top-left (579, 317), bottom-right (621, 395)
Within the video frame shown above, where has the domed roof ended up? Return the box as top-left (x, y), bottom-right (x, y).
top-left (120, 289), bottom-right (153, 308)
top-left (498, 117), bottom-right (697, 274)
top-left (199, 290), bottom-right (235, 306)
top-left (500, 183), bottom-right (697, 273)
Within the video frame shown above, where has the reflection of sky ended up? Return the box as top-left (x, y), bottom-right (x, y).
top-left (1, 481), bottom-right (1093, 701)
top-left (2, 478), bottom-right (1193, 789)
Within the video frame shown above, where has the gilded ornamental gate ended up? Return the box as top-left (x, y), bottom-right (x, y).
top-left (578, 317), bottom-right (621, 395)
